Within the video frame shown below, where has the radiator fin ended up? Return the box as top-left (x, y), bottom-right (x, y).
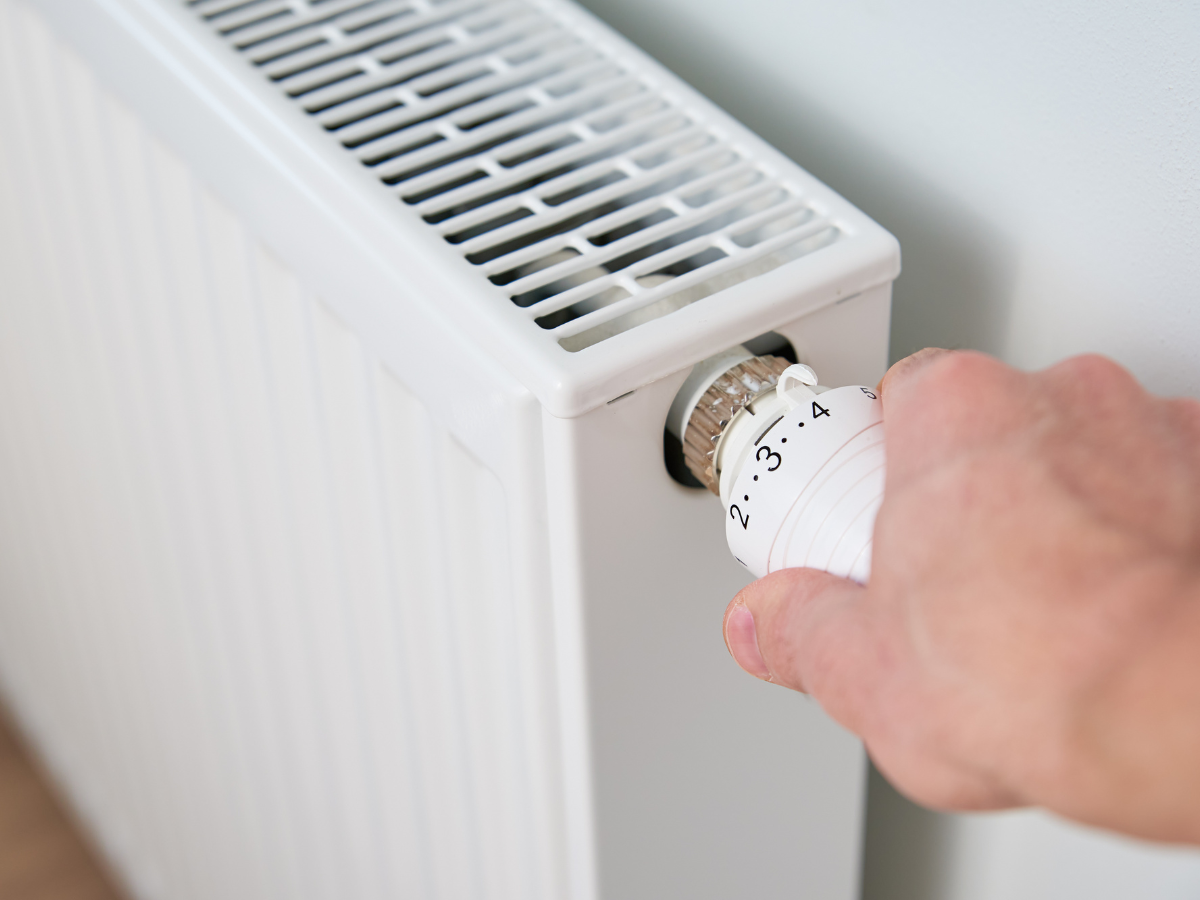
top-left (187, 0), bottom-right (843, 350)
top-left (0, 8), bottom-right (552, 897)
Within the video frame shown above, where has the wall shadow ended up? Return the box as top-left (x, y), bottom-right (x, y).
top-left (860, 763), bottom-right (956, 900)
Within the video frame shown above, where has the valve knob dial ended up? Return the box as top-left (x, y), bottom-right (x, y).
top-left (723, 383), bottom-right (884, 583)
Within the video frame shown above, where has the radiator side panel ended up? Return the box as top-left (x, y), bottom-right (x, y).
top-left (0, 6), bottom-right (567, 897)
top-left (542, 339), bottom-right (880, 900)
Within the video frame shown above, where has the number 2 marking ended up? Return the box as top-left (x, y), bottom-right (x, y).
top-left (730, 505), bottom-right (749, 529)
top-left (756, 445), bottom-right (782, 471)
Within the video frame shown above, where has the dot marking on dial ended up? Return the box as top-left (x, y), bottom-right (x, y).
top-left (781, 437), bottom-right (787, 443)
top-left (798, 422), bottom-right (805, 427)
top-left (753, 475), bottom-right (758, 481)
top-left (744, 494), bottom-right (749, 501)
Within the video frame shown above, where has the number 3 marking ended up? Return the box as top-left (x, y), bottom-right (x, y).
top-left (730, 505), bottom-right (749, 529)
top-left (756, 445), bottom-right (782, 471)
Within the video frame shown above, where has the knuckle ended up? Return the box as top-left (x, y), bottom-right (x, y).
top-left (1051, 353), bottom-right (1134, 392)
top-left (758, 571), bottom-right (820, 643)
top-left (798, 616), bottom-right (846, 693)
top-left (920, 350), bottom-right (1002, 393)
top-left (888, 352), bottom-right (1016, 444)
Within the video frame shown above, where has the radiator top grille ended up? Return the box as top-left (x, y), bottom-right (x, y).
top-left (188, 0), bottom-right (843, 352)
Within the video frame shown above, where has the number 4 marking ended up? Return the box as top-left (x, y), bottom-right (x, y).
top-left (812, 401), bottom-right (830, 419)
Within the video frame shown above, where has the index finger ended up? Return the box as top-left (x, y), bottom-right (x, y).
top-left (877, 350), bottom-right (1032, 488)
top-left (878, 347), bottom-right (951, 401)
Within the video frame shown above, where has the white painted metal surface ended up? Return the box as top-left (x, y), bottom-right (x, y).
top-left (0, 0), bottom-right (897, 897)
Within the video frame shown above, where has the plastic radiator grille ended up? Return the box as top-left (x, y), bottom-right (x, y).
top-left (190, 0), bottom-right (843, 350)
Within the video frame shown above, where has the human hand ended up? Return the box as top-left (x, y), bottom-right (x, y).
top-left (722, 349), bottom-right (1200, 844)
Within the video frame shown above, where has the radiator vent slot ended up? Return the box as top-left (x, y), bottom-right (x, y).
top-left (189, 0), bottom-right (843, 351)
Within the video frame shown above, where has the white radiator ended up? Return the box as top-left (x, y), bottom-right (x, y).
top-left (0, 0), bottom-right (899, 897)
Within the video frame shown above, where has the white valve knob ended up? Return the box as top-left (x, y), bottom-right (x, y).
top-left (722, 383), bottom-right (884, 583)
top-left (673, 352), bottom-right (885, 584)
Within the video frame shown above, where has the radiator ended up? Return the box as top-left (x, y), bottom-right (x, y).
top-left (0, 0), bottom-right (899, 897)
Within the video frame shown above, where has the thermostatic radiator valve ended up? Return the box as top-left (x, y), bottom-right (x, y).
top-left (667, 348), bottom-right (886, 584)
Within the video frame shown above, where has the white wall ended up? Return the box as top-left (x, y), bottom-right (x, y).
top-left (580, 0), bottom-right (1200, 393)
top-left (576, 0), bottom-right (1200, 896)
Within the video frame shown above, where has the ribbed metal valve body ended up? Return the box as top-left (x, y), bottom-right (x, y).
top-left (681, 355), bottom-right (792, 494)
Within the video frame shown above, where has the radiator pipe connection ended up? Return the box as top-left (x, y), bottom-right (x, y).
top-left (668, 348), bottom-right (886, 584)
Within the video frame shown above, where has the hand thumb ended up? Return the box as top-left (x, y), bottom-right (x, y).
top-left (723, 567), bottom-right (869, 701)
